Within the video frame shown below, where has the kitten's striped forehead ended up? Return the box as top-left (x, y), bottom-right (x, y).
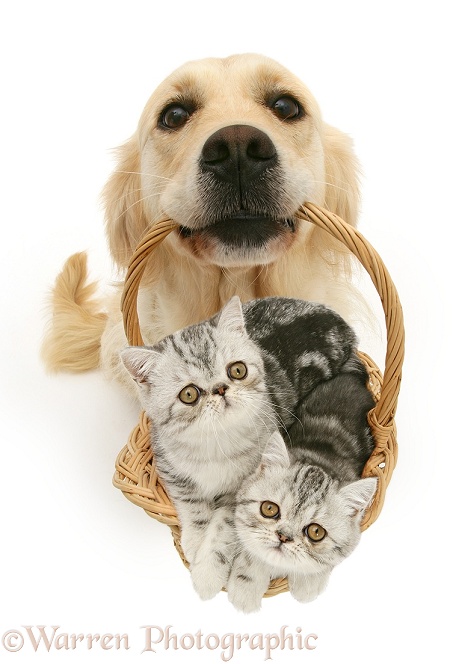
top-left (159, 321), bottom-right (219, 378)
top-left (179, 324), bottom-right (217, 370)
top-left (291, 463), bottom-right (331, 511)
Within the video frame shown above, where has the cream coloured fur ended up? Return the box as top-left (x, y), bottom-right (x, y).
top-left (42, 53), bottom-right (361, 398)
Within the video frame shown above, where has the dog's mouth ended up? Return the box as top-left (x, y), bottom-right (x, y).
top-left (178, 214), bottom-right (296, 243)
top-left (175, 212), bottom-right (298, 266)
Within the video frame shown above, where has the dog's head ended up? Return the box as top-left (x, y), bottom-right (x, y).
top-left (104, 54), bottom-right (359, 268)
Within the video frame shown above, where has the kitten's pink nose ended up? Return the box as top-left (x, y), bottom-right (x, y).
top-left (277, 530), bottom-right (293, 544)
top-left (212, 383), bottom-right (229, 397)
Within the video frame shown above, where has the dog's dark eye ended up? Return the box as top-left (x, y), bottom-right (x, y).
top-left (270, 96), bottom-right (301, 120)
top-left (161, 105), bottom-right (191, 129)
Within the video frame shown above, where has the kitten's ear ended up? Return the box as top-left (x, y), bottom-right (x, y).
top-left (120, 347), bottom-right (160, 385)
top-left (218, 296), bottom-right (246, 335)
top-left (259, 431), bottom-right (291, 471)
top-left (339, 478), bottom-right (377, 516)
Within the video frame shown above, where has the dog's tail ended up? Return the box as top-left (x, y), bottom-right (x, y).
top-left (41, 252), bottom-right (108, 372)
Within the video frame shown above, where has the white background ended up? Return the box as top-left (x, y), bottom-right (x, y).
top-left (1, 1), bottom-right (460, 661)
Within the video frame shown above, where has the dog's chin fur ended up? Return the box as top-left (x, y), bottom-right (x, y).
top-left (41, 53), bottom-right (366, 400)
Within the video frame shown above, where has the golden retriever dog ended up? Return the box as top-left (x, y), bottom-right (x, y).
top-left (42, 53), bottom-right (361, 398)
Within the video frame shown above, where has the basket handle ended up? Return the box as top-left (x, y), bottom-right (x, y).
top-left (296, 203), bottom-right (404, 436)
top-left (121, 217), bottom-right (176, 347)
top-left (121, 203), bottom-right (404, 439)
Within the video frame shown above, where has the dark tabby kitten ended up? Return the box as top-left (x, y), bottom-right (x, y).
top-left (120, 296), bottom-right (366, 601)
top-left (228, 367), bottom-right (376, 613)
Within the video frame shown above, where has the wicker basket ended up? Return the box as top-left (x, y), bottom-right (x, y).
top-left (113, 202), bottom-right (404, 597)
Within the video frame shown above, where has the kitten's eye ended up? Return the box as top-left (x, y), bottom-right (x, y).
top-left (304, 523), bottom-right (327, 542)
top-left (227, 361), bottom-right (248, 380)
top-left (260, 501), bottom-right (280, 519)
top-left (178, 384), bottom-right (201, 405)
top-left (270, 96), bottom-right (301, 120)
top-left (161, 104), bottom-right (191, 129)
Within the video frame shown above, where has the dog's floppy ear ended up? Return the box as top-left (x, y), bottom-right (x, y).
top-left (102, 136), bottom-right (149, 269)
top-left (322, 123), bottom-right (361, 228)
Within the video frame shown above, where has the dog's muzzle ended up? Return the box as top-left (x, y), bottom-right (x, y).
top-left (176, 124), bottom-right (297, 264)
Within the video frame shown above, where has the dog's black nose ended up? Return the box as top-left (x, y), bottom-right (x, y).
top-left (201, 125), bottom-right (277, 186)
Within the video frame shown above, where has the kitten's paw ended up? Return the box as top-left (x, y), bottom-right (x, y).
top-left (191, 570), bottom-right (225, 601)
top-left (288, 572), bottom-right (329, 603)
top-left (227, 576), bottom-right (264, 614)
top-left (190, 554), bottom-right (230, 601)
top-left (180, 534), bottom-right (199, 566)
top-left (226, 556), bottom-right (270, 614)
top-left (289, 585), bottom-right (319, 603)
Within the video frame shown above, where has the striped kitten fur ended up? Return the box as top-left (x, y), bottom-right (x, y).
top-left (228, 372), bottom-right (376, 613)
top-left (120, 295), bottom-right (362, 601)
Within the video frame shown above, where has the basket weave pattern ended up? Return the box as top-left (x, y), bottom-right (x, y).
top-left (113, 203), bottom-right (404, 594)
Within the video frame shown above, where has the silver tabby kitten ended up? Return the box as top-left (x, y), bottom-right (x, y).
top-left (228, 370), bottom-right (377, 613)
top-left (121, 295), bottom-right (362, 601)
top-left (121, 296), bottom-right (272, 599)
